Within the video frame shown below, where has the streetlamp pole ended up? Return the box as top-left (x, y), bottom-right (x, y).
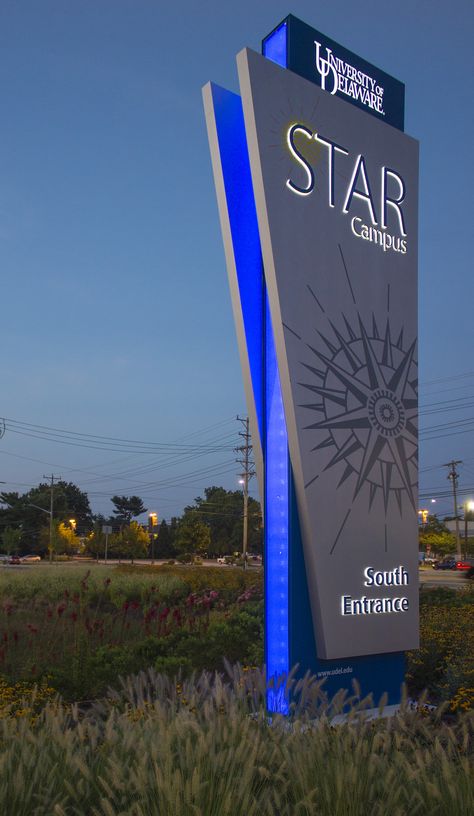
top-left (101, 525), bottom-right (112, 563)
top-left (26, 502), bottom-right (52, 557)
top-left (148, 513), bottom-right (158, 564)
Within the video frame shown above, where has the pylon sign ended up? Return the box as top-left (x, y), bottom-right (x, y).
top-left (204, 16), bottom-right (419, 712)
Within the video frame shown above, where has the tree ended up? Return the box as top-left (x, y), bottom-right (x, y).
top-left (111, 496), bottom-right (147, 525)
top-left (156, 519), bottom-right (177, 558)
top-left (423, 515), bottom-right (450, 535)
top-left (419, 515), bottom-right (456, 557)
top-left (27, 482), bottom-right (92, 532)
top-left (2, 527), bottom-right (22, 555)
top-left (56, 522), bottom-right (81, 555)
top-left (39, 520), bottom-right (80, 558)
top-left (57, 482), bottom-right (93, 532)
top-left (183, 486), bottom-right (262, 556)
top-left (0, 481), bottom-right (92, 554)
top-left (115, 521), bottom-right (149, 563)
top-left (107, 531), bottom-right (126, 562)
top-left (175, 513), bottom-right (211, 556)
top-left (0, 492), bottom-right (32, 552)
top-left (169, 517), bottom-right (179, 547)
top-left (85, 522), bottom-right (105, 560)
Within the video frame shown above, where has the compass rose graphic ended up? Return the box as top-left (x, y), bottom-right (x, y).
top-left (299, 310), bottom-right (418, 515)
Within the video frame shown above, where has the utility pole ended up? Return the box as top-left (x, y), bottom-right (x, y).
top-left (443, 461), bottom-right (462, 560)
top-left (43, 474), bottom-right (62, 562)
top-left (235, 416), bottom-right (255, 569)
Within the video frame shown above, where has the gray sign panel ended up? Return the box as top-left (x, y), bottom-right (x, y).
top-left (238, 49), bottom-right (419, 659)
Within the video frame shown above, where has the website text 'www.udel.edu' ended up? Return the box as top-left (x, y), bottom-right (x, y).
top-left (316, 666), bottom-right (354, 678)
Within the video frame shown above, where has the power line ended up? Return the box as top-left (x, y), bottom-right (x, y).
top-left (421, 370), bottom-right (474, 387)
top-left (2, 416), bottom-right (236, 454)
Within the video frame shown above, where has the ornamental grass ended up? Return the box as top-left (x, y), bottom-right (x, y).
top-left (0, 665), bottom-right (472, 816)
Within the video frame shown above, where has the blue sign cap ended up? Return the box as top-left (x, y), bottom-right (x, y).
top-left (263, 15), bottom-right (405, 131)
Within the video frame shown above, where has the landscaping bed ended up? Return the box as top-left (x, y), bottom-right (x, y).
top-left (0, 564), bottom-right (263, 701)
top-left (0, 565), bottom-right (473, 711)
top-left (0, 566), bottom-right (473, 814)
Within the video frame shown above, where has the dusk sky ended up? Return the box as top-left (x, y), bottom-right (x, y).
top-left (0, 0), bottom-right (473, 522)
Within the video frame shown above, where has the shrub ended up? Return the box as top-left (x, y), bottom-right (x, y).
top-left (154, 656), bottom-right (192, 677)
top-left (115, 564), bottom-right (263, 601)
top-left (166, 604), bottom-right (264, 674)
top-left (407, 588), bottom-right (474, 706)
top-left (175, 553), bottom-right (194, 564)
top-left (419, 586), bottom-right (474, 608)
top-left (0, 676), bottom-right (57, 721)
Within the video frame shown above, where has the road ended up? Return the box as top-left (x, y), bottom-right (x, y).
top-left (418, 568), bottom-right (470, 590)
top-left (2, 558), bottom-right (262, 569)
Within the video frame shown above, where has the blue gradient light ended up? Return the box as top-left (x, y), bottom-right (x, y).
top-left (265, 293), bottom-right (290, 713)
top-left (262, 13), bottom-right (290, 715)
top-left (263, 21), bottom-right (287, 68)
top-left (209, 82), bottom-right (289, 712)
top-left (208, 84), bottom-right (264, 440)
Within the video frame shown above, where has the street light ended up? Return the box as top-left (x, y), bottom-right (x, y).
top-left (28, 503), bottom-right (50, 515)
top-left (418, 509), bottom-right (429, 526)
top-left (148, 512), bottom-right (158, 564)
top-left (69, 519), bottom-right (77, 530)
top-left (26, 503), bottom-right (54, 563)
top-left (1, 498), bottom-right (55, 561)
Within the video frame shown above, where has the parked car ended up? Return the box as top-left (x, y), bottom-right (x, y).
top-left (433, 557), bottom-right (457, 570)
top-left (20, 554), bottom-right (41, 563)
top-left (456, 558), bottom-right (474, 572)
top-left (8, 555), bottom-right (21, 565)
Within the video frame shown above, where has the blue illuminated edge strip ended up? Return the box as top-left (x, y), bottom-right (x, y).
top-left (206, 83), bottom-right (289, 713)
top-left (264, 295), bottom-right (289, 713)
top-left (263, 19), bottom-right (290, 713)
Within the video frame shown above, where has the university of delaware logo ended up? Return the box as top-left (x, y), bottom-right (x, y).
top-left (314, 40), bottom-right (386, 116)
top-left (314, 41), bottom-right (338, 95)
